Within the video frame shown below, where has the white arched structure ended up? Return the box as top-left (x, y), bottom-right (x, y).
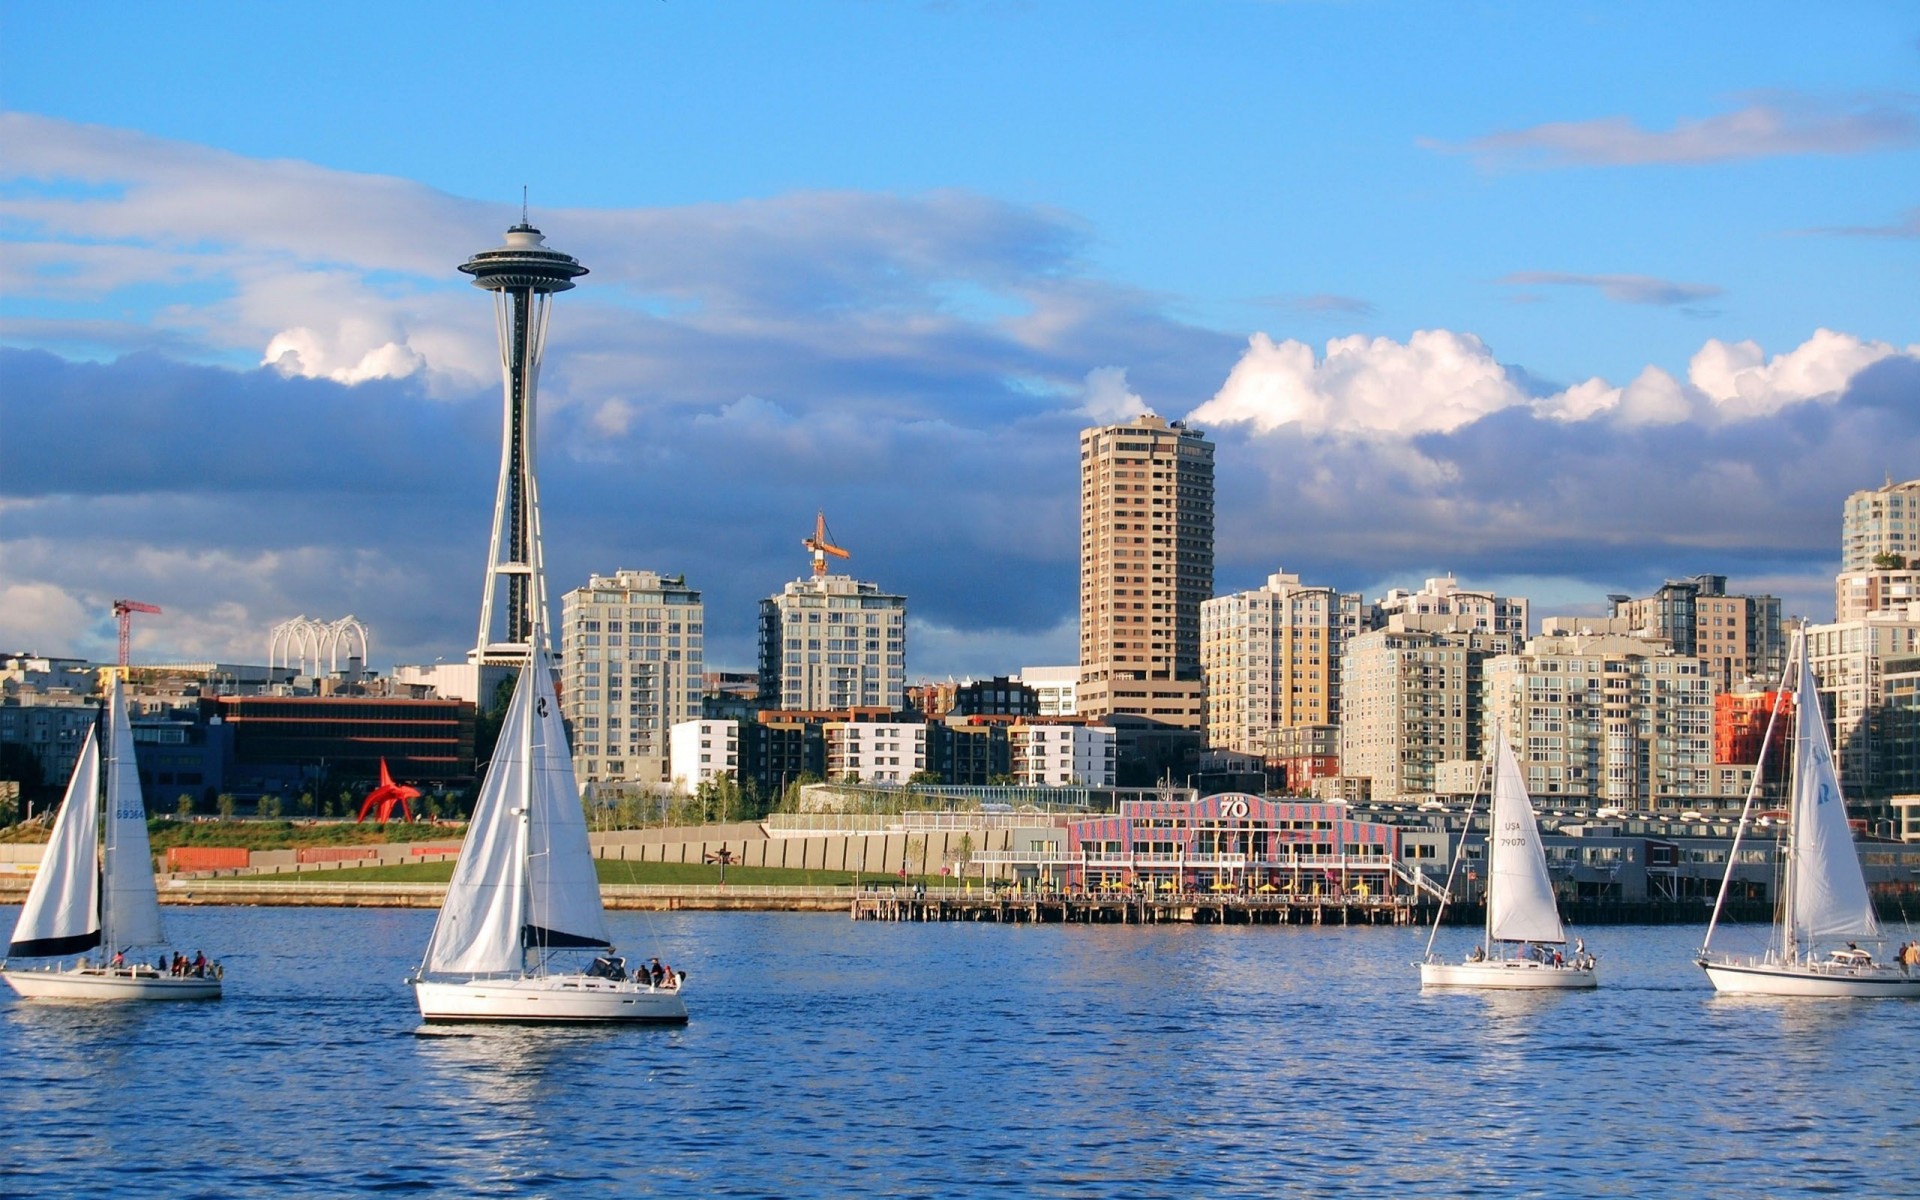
top-left (270, 615), bottom-right (371, 676)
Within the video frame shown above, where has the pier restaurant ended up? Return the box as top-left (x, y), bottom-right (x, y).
top-left (1058, 793), bottom-right (1403, 897)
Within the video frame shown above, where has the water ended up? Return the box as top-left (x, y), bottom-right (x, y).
top-left (0, 908), bottom-right (1914, 1198)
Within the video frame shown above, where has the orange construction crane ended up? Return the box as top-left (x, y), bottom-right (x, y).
top-left (112, 599), bottom-right (162, 667)
top-left (803, 511), bottom-right (850, 577)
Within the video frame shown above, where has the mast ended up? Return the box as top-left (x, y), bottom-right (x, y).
top-left (1781, 636), bottom-right (1801, 966)
top-left (514, 642), bottom-right (536, 977)
top-left (98, 696), bottom-right (118, 959)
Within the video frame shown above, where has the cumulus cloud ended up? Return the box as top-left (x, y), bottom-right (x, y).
top-left (1195, 327), bottom-right (1919, 439)
top-left (1498, 271), bottom-right (1723, 307)
top-left (1190, 330), bottom-right (1527, 437)
top-left (1430, 92), bottom-right (1920, 168)
top-left (1078, 366), bottom-right (1149, 421)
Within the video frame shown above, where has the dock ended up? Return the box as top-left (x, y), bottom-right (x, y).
top-left (851, 890), bottom-right (1426, 925)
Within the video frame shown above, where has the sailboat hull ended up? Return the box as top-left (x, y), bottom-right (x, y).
top-left (1, 964), bottom-right (222, 1001)
top-left (1700, 958), bottom-right (1920, 998)
top-left (1420, 959), bottom-right (1597, 989)
top-left (412, 974), bottom-right (689, 1024)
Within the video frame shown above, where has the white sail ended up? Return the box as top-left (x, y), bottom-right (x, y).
top-left (1486, 735), bottom-right (1567, 945)
top-left (101, 680), bottom-right (166, 950)
top-left (8, 724), bottom-right (103, 958)
top-left (522, 639), bottom-right (613, 952)
top-left (420, 638), bottom-right (609, 976)
top-left (1788, 642), bottom-right (1878, 946)
top-left (421, 667), bottom-right (535, 976)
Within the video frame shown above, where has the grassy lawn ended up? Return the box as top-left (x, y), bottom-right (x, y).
top-left (268, 859), bottom-right (945, 888)
top-left (0, 819), bottom-right (469, 851)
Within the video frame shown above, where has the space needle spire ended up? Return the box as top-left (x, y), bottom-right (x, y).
top-left (461, 211), bottom-right (588, 666)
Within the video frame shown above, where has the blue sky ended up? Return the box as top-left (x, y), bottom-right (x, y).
top-left (2, 1), bottom-right (1917, 676)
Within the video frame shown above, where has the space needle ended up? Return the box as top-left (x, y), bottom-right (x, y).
top-left (462, 208), bottom-right (588, 667)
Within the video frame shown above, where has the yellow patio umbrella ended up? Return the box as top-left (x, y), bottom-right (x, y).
top-left (1257, 883), bottom-right (1277, 893)
top-left (1158, 879), bottom-right (1176, 891)
top-left (1209, 881), bottom-right (1234, 892)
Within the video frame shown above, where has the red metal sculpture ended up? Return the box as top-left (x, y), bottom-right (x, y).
top-left (357, 759), bottom-right (420, 823)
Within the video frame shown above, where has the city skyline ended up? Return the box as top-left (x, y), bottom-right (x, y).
top-left (3, 4), bottom-right (1917, 678)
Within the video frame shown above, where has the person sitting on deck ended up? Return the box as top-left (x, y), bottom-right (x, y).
top-left (658, 963), bottom-right (678, 989)
top-left (648, 957), bottom-right (664, 987)
top-left (1468, 945), bottom-right (1485, 962)
top-left (192, 951), bottom-right (207, 977)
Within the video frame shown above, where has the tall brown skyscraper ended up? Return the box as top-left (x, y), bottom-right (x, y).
top-left (1078, 412), bottom-right (1214, 728)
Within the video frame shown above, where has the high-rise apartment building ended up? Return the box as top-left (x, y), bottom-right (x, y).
top-left (1338, 618), bottom-right (1520, 799)
top-left (1609, 574), bottom-right (1784, 693)
top-left (1841, 476), bottom-right (1920, 572)
top-left (1836, 567), bottom-right (1920, 622)
top-left (1805, 612), bottom-right (1920, 796)
top-left (1078, 413), bottom-right (1214, 728)
top-left (560, 570), bottom-right (705, 786)
top-left (1200, 569), bottom-right (1366, 756)
top-left (1376, 575), bottom-right (1529, 637)
top-left (758, 575), bottom-right (907, 712)
top-left (1482, 633), bottom-right (1716, 810)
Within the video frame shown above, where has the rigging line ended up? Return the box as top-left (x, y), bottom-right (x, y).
top-left (1423, 751), bottom-right (1488, 962)
top-left (1701, 652), bottom-right (1792, 958)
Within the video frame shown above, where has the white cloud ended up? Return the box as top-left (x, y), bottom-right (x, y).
top-left (1688, 329), bottom-right (1912, 418)
top-left (1078, 366), bottom-right (1148, 421)
top-left (1535, 328), bottom-right (1916, 425)
top-left (1189, 329), bottom-right (1527, 437)
top-left (1198, 328), bottom-right (1920, 438)
top-left (1432, 92), bottom-right (1920, 168)
top-left (0, 581), bottom-right (92, 654)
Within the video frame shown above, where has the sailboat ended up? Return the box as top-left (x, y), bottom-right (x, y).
top-left (1419, 733), bottom-right (1597, 989)
top-left (1698, 630), bottom-right (1920, 997)
top-left (408, 634), bottom-right (688, 1024)
top-left (2, 678), bottom-right (223, 1001)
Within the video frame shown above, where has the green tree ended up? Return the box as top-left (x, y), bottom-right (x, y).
top-left (1873, 552), bottom-right (1908, 570)
top-left (217, 794), bottom-right (237, 819)
top-left (473, 676), bottom-right (517, 770)
top-left (257, 795), bottom-right (283, 819)
top-left (0, 740), bottom-right (49, 822)
top-left (175, 794), bottom-right (195, 818)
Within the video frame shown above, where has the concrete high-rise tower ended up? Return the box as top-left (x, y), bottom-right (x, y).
top-left (461, 217), bottom-right (588, 665)
top-left (1077, 412), bottom-right (1213, 728)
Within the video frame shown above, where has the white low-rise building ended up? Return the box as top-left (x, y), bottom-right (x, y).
top-left (669, 719), bottom-right (739, 789)
top-left (1009, 723), bottom-right (1117, 787)
top-left (1017, 665), bottom-right (1079, 717)
top-left (824, 721), bottom-right (927, 784)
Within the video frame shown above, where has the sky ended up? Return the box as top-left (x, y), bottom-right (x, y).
top-left (2, 1), bottom-right (1917, 679)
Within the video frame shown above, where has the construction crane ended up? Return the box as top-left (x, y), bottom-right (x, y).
top-left (112, 599), bottom-right (162, 667)
top-left (803, 511), bottom-right (850, 577)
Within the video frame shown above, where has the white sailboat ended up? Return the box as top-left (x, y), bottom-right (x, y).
top-left (2, 678), bottom-right (222, 1001)
top-left (1698, 630), bottom-right (1920, 998)
top-left (408, 634), bottom-right (688, 1024)
top-left (1419, 733), bottom-right (1597, 989)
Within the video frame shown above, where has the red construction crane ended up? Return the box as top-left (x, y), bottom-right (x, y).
top-left (112, 599), bottom-right (162, 667)
top-left (802, 511), bottom-right (850, 577)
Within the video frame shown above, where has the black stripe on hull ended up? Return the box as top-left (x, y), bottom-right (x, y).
top-left (8, 931), bottom-right (102, 958)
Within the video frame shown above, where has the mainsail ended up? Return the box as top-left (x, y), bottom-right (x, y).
top-left (1486, 735), bottom-right (1567, 946)
top-left (101, 679), bottom-right (166, 950)
top-left (1787, 639), bottom-right (1878, 947)
top-left (421, 637), bottom-right (610, 976)
top-left (523, 646), bottom-right (613, 951)
top-left (7, 724), bottom-right (104, 958)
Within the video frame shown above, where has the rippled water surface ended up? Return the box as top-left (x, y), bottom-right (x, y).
top-left (1, 907), bottom-right (1914, 1198)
